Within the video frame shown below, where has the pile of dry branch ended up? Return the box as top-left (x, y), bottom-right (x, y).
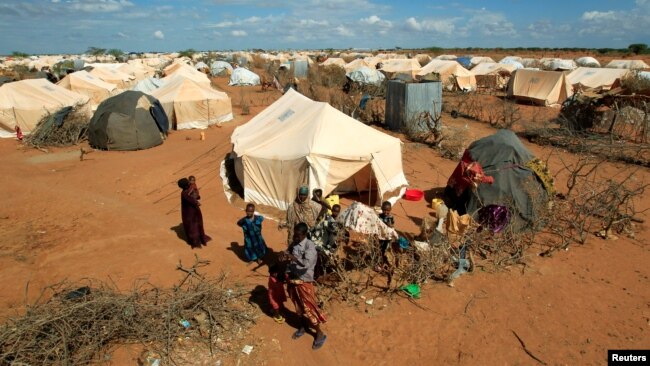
top-left (23, 104), bottom-right (91, 149)
top-left (0, 256), bottom-right (257, 365)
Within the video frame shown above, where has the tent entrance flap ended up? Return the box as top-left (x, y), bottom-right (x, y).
top-left (332, 164), bottom-right (378, 194)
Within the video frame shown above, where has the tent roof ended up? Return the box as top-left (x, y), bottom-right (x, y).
top-left (57, 70), bottom-right (117, 92)
top-left (0, 79), bottom-right (89, 110)
top-left (161, 67), bottom-right (211, 86)
top-left (379, 58), bottom-right (422, 74)
top-left (151, 76), bottom-right (228, 103)
top-left (567, 67), bottom-right (629, 90)
top-left (418, 60), bottom-right (473, 77)
top-left (471, 62), bottom-right (517, 76)
top-left (89, 67), bottom-right (134, 83)
top-left (231, 89), bottom-right (401, 160)
top-left (605, 60), bottom-right (650, 69)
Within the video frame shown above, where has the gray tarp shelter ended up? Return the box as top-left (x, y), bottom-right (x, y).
top-left (88, 90), bottom-right (169, 151)
top-left (445, 130), bottom-right (548, 231)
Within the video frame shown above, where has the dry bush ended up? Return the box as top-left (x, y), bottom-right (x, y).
top-left (538, 155), bottom-right (647, 255)
top-left (0, 256), bottom-right (257, 366)
top-left (307, 65), bottom-right (347, 89)
top-left (341, 55), bottom-right (357, 64)
top-left (485, 99), bottom-right (521, 129)
top-left (250, 54), bottom-right (267, 70)
top-left (524, 122), bottom-right (650, 166)
top-left (620, 71), bottom-right (650, 94)
top-left (444, 93), bottom-right (486, 121)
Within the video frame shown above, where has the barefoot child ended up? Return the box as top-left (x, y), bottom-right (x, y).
top-left (237, 203), bottom-right (268, 262)
top-left (268, 264), bottom-right (288, 323)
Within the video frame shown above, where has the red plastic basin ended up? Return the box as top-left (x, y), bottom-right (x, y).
top-left (404, 189), bottom-right (424, 201)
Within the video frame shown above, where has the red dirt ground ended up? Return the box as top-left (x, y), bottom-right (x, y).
top-left (0, 75), bottom-right (648, 366)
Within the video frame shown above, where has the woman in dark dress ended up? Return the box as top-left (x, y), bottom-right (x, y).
top-left (178, 178), bottom-right (211, 247)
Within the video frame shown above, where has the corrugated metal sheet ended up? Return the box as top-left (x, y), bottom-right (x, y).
top-left (385, 80), bottom-right (442, 133)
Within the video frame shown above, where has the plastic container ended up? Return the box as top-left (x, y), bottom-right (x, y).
top-left (436, 202), bottom-right (449, 221)
top-left (404, 189), bottom-right (424, 201)
top-left (431, 198), bottom-right (443, 210)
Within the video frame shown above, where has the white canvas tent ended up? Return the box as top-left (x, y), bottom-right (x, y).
top-left (0, 79), bottom-right (90, 137)
top-left (469, 56), bottom-right (495, 69)
top-left (346, 66), bottom-right (386, 85)
top-left (116, 62), bottom-right (156, 81)
top-left (228, 89), bottom-right (408, 210)
top-left (605, 60), bottom-right (650, 70)
top-left (89, 67), bottom-right (135, 88)
top-left (151, 75), bottom-right (233, 130)
top-left (575, 57), bottom-right (601, 67)
top-left (161, 66), bottom-right (211, 86)
top-left (210, 61), bottom-right (233, 76)
top-left (566, 67), bottom-right (629, 91)
top-left (379, 59), bottom-right (422, 81)
top-left (229, 68), bottom-right (260, 86)
top-left (417, 60), bottom-right (476, 91)
top-left (471, 62), bottom-right (517, 89)
top-left (57, 70), bottom-right (118, 106)
top-left (131, 77), bottom-right (165, 94)
top-left (344, 58), bottom-right (373, 72)
top-left (320, 58), bottom-right (346, 68)
top-left (507, 69), bottom-right (573, 106)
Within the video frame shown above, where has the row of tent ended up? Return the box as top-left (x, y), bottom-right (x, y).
top-left (0, 55), bottom-right (272, 137)
top-left (0, 59), bottom-right (244, 137)
top-left (0, 64), bottom-right (640, 138)
top-left (343, 57), bottom-right (646, 94)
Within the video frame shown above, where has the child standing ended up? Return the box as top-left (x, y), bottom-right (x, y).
top-left (323, 204), bottom-right (342, 251)
top-left (378, 201), bottom-right (395, 253)
top-left (237, 203), bottom-right (268, 262)
top-left (267, 264), bottom-right (288, 323)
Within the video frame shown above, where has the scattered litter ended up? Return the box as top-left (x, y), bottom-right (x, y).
top-left (400, 283), bottom-right (421, 299)
top-left (365, 299), bottom-right (374, 305)
top-left (242, 345), bottom-right (254, 355)
top-left (179, 319), bottom-right (191, 329)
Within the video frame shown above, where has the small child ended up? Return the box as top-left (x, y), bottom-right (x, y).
top-left (312, 188), bottom-right (331, 215)
top-left (376, 201), bottom-right (395, 275)
top-left (188, 175), bottom-right (200, 201)
top-left (323, 204), bottom-right (342, 251)
top-left (237, 203), bottom-right (268, 262)
top-left (378, 201), bottom-right (395, 252)
top-left (267, 263), bottom-right (288, 323)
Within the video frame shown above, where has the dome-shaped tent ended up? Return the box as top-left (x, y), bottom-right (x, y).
top-left (88, 90), bottom-right (168, 151)
top-left (445, 130), bottom-right (550, 231)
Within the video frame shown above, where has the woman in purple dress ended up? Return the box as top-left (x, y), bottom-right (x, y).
top-left (178, 178), bottom-right (211, 248)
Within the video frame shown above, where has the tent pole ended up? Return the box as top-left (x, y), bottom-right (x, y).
top-left (12, 107), bottom-right (18, 131)
top-left (368, 160), bottom-right (372, 207)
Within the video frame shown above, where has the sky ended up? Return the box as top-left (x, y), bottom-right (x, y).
top-left (0, 0), bottom-right (649, 55)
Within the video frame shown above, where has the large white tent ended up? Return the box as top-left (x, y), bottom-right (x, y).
top-left (605, 60), bottom-right (650, 70)
top-left (471, 62), bottom-right (517, 89)
top-left (229, 67), bottom-right (261, 86)
top-left (346, 66), bottom-right (386, 85)
top-left (566, 67), bottom-right (629, 91)
top-left (0, 79), bottom-right (90, 137)
top-left (507, 69), bottom-right (573, 106)
top-left (417, 60), bottom-right (476, 91)
top-left (57, 70), bottom-right (118, 106)
top-left (151, 75), bottom-right (233, 130)
top-left (228, 89), bottom-right (408, 210)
